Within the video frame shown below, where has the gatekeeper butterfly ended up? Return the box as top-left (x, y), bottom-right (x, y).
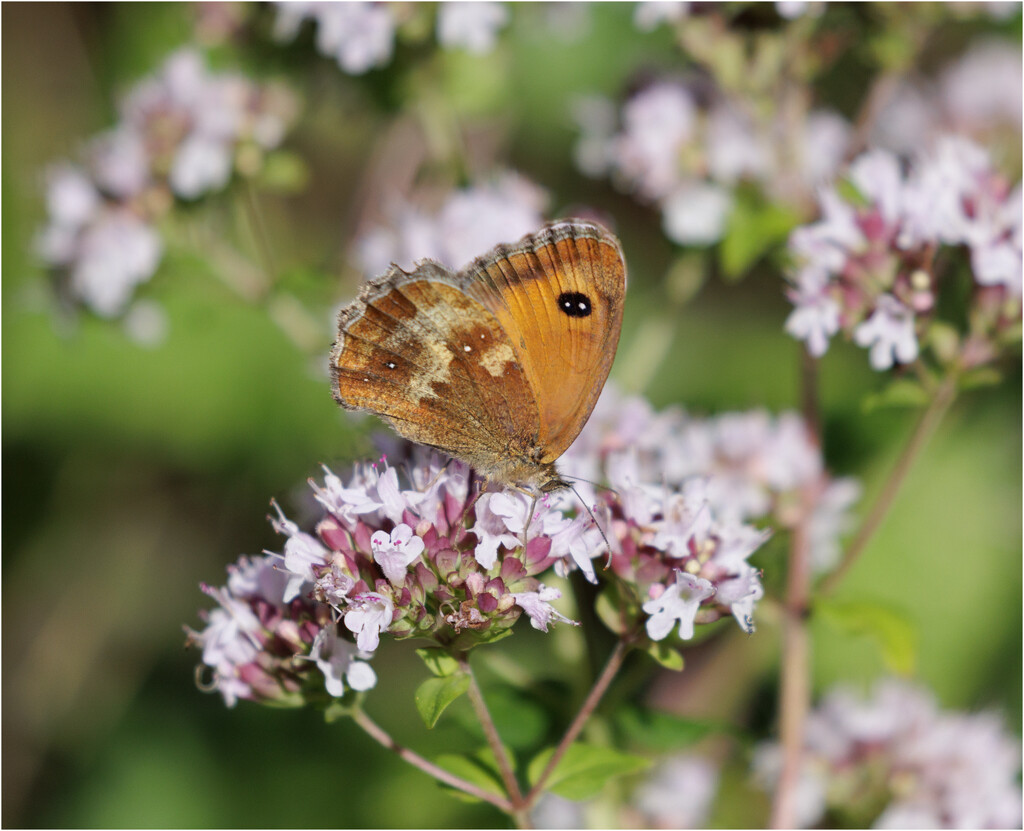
top-left (330, 219), bottom-right (626, 493)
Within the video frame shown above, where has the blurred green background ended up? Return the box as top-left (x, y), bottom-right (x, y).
top-left (3, 3), bottom-right (1020, 827)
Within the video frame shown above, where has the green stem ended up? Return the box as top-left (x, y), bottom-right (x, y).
top-left (460, 656), bottom-right (526, 807)
top-left (524, 637), bottom-right (631, 808)
top-left (350, 708), bottom-right (514, 814)
top-left (818, 371), bottom-right (958, 597)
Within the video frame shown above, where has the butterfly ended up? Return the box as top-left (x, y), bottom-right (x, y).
top-left (330, 219), bottom-right (626, 494)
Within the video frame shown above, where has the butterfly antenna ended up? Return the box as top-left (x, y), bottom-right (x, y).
top-left (559, 473), bottom-right (620, 500)
top-left (523, 490), bottom-right (538, 551)
top-left (567, 482), bottom-right (613, 563)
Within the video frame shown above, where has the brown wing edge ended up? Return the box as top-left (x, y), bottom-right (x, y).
top-left (330, 260), bottom-right (458, 411)
top-left (456, 218), bottom-right (627, 296)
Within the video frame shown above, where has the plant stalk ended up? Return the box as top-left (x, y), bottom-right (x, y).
top-left (351, 707), bottom-right (514, 814)
top-left (818, 373), bottom-right (958, 596)
top-left (461, 657), bottom-right (526, 807)
top-left (525, 637), bottom-right (631, 807)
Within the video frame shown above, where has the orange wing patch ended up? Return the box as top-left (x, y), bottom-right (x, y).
top-left (461, 223), bottom-right (626, 461)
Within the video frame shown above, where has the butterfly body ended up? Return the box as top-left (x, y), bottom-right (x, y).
top-left (331, 220), bottom-right (626, 493)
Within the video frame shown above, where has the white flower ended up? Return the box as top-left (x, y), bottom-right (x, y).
top-left (643, 570), bottom-right (716, 641)
top-left (798, 110), bottom-right (851, 187)
top-left (370, 523), bottom-right (424, 585)
top-left (662, 180), bottom-right (733, 246)
top-left (614, 83), bottom-right (696, 200)
top-left (343, 592), bottom-right (393, 653)
top-left (196, 592), bottom-right (262, 670)
top-left (511, 585), bottom-right (578, 632)
top-left (44, 163), bottom-right (99, 230)
top-left (437, 174), bottom-right (547, 268)
top-left (715, 565), bottom-right (764, 633)
top-left (790, 186), bottom-right (865, 272)
top-left (436, 2), bottom-right (509, 54)
top-left (309, 464), bottom-right (384, 527)
top-left (870, 81), bottom-right (939, 157)
top-left (633, 1), bottom-right (688, 31)
top-left (472, 492), bottom-right (527, 568)
top-left (169, 134), bottom-right (233, 199)
top-left (849, 149), bottom-right (904, 226)
top-left (853, 294), bottom-right (919, 370)
top-left (314, 2), bottom-right (396, 74)
top-left (635, 754), bottom-right (719, 828)
top-left (310, 628), bottom-right (377, 697)
top-left (808, 477), bottom-right (860, 572)
top-left (373, 465), bottom-right (427, 524)
top-left (941, 40), bottom-right (1023, 132)
top-left (652, 480), bottom-right (713, 558)
top-left (70, 211), bottom-right (163, 317)
top-left (271, 503), bottom-right (331, 602)
top-left (784, 268), bottom-right (841, 357)
top-left (549, 514), bottom-right (603, 584)
top-left (90, 128), bottom-right (150, 198)
top-left (357, 174), bottom-right (547, 274)
top-left (706, 104), bottom-right (771, 186)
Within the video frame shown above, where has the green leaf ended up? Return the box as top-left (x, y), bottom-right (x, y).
top-left (641, 639), bottom-right (684, 671)
top-left (416, 648), bottom-right (461, 677)
top-left (594, 586), bottom-right (630, 635)
top-left (415, 674), bottom-right (471, 728)
top-left (433, 749), bottom-right (507, 803)
top-left (862, 378), bottom-right (930, 412)
top-left (614, 706), bottom-right (726, 751)
top-left (527, 744), bottom-right (650, 801)
top-left (958, 366), bottom-right (1003, 391)
top-left (455, 685), bottom-right (550, 750)
top-left (816, 599), bottom-right (918, 675)
top-left (719, 192), bottom-right (800, 280)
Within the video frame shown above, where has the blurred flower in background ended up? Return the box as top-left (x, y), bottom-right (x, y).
top-left (35, 48), bottom-right (297, 324)
top-left (752, 678), bottom-right (1024, 828)
top-left (354, 173), bottom-right (548, 275)
top-left (632, 752), bottom-right (719, 828)
top-left (571, 78), bottom-right (851, 246)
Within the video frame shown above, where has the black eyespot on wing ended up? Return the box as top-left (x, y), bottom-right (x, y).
top-left (557, 291), bottom-right (592, 318)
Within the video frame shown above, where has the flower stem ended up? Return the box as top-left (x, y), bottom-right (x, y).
top-left (460, 656), bottom-right (526, 806)
top-left (770, 477), bottom-right (817, 829)
top-left (350, 707), bottom-right (514, 814)
top-left (524, 637), bottom-right (631, 807)
top-left (769, 349), bottom-right (823, 827)
top-left (818, 372), bottom-right (958, 597)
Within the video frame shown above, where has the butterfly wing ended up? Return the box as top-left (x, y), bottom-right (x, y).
top-left (330, 261), bottom-right (542, 471)
top-left (457, 220), bottom-right (626, 463)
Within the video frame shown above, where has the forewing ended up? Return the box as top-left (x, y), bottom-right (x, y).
top-left (457, 220), bottom-right (626, 462)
